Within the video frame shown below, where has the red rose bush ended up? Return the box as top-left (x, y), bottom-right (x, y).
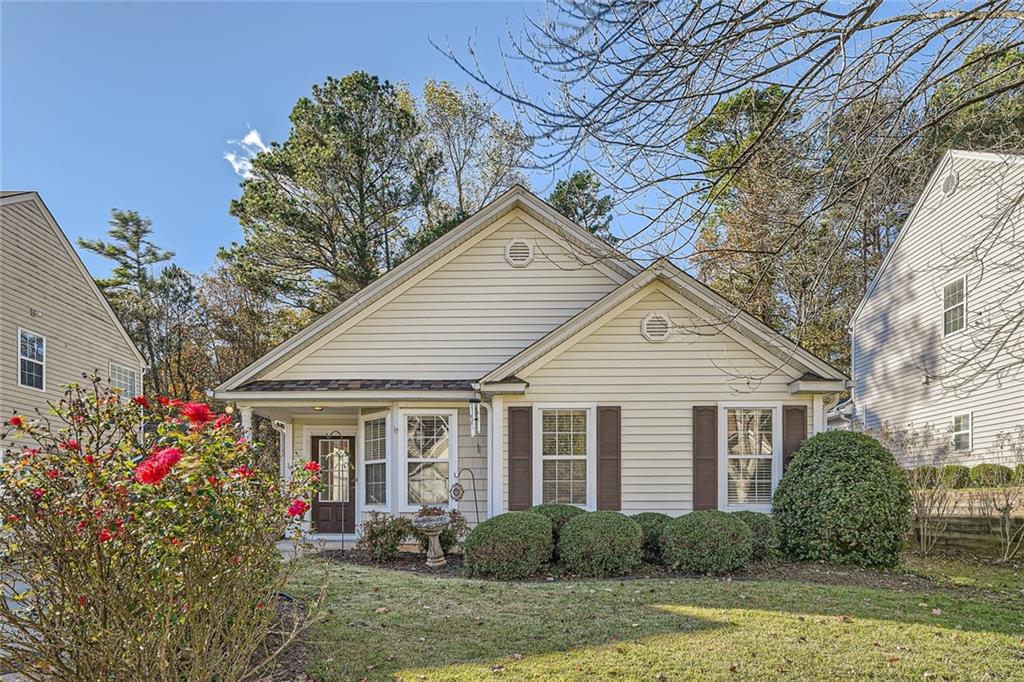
top-left (0, 377), bottom-right (322, 681)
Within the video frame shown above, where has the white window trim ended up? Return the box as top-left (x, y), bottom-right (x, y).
top-left (952, 412), bottom-right (973, 452)
top-left (717, 402), bottom-right (783, 513)
top-left (108, 361), bottom-right (140, 397)
top-left (942, 275), bottom-right (967, 337)
top-left (17, 328), bottom-right (46, 392)
top-left (531, 403), bottom-right (598, 510)
top-left (397, 408), bottom-right (458, 512)
top-left (357, 410), bottom-right (391, 512)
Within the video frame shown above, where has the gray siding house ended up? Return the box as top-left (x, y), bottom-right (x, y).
top-left (0, 192), bottom-right (145, 448)
top-left (850, 150), bottom-right (1024, 464)
top-left (214, 186), bottom-right (847, 542)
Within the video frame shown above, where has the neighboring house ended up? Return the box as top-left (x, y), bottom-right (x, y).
top-left (850, 150), bottom-right (1024, 464)
top-left (213, 186), bottom-right (846, 539)
top-left (0, 191), bottom-right (146, 448)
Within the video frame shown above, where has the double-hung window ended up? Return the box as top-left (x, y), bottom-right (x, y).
top-left (361, 414), bottom-right (388, 506)
top-left (18, 329), bottom-right (45, 391)
top-left (943, 276), bottom-right (966, 336)
top-left (720, 406), bottom-right (780, 511)
top-left (952, 413), bottom-right (972, 452)
top-left (109, 363), bottom-right (140, 397)
top-left (400, 411), bottom-right (456, 509)
top-left (532, 406), bottom-right (596, 508)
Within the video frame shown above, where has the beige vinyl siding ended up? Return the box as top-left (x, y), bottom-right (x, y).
top-left (266, 209), bottom-right (622, 381)
top-left (455, 407), bottom-right (487, 526)
top-left (853, 155), bottom-right (1024, 464)
top-left (0, 197), bottom-right (142, 445)
top-left (503, 287), bottom-right (814, 515)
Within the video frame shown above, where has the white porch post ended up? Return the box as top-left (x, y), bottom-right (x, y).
top-left (282, 421), bottom-right (294, 483)
top-left (812, 395), bottom-right (825, 434)
top-left (239, 405), bottom-right (253, 438)
top-left (489, 395), bottom-right (504, 518)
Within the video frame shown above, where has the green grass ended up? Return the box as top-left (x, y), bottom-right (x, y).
top-left (902, 553), bottom-right (1023, 596)
top-left (289, 558), bottom-right (1024, 681)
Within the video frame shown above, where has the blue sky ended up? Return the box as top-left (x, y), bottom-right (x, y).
top-left (2, 1), bottom-right (545, 276)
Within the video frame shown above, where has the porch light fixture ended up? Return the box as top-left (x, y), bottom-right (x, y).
top-left (312, 406), bottom-right (324, 412)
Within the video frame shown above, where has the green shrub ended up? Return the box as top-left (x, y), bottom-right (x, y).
top-left (908, 465), bottom-right (941, 489)
top-left (732, 511), bottom-right (779, 562)
top-left (662, 511), bottom-right (752, 574)
top-left (358, 512), bottom-right (413, 563)
top-left (970, 463), bottom-right (1016, 488)
top-left (1016, 464), bottom-right (1024, 485)
top-left (527, 503), bottom-right (586, 545)
top-left (773, 431), bottom-right (911, 568)
top-left (557, 511), bottom-right (643, 577)
top-left (463, 512), bottom-right (552, 579)
top-left (939, 464), bottom-right (971, 489)
top-left (411, 506), bottom-right (468, 554)
top-left (631, 512), bottom-right (672, 562)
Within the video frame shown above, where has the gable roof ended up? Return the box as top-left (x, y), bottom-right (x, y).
top-left (851, 149), bottom-right (1024, 323)
top-left (0, 191), bottom-right (147, 367)
top-left (216, 184), bottom-right (641, 391)
top-left (481, 259), bottom-right (847, 384)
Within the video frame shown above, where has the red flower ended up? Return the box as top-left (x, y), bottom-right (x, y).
top-left (75, 519), bottom-right (88, 533)
top-left (83, 454), bottom-right (96, 465)
top-left (7, 415), bottom-right (24, 428)
top-left (157, 396), bottom-right (170, 406)
top-left (24, 447), bottom-right (39, 458)
top-left (286, 498), bottom-right (310, 517)
top-left (170, 538), bottom-right (181, 547)
top-left (59, 439), bottom-right (80, 451)
top-left (132, 395), bottom-right (150, 409)
top-left (180, 402), bottom-right (213, 426)
top-left (31, 488), bottom-right (45, 501)
top-left (45, 468), bottom-right (59, 480)
top-left (97, 528), bottom-right (113, 543)
top-left (134, 447), bottom-right (183, 485)
top-left (78, 596), bottom-right (88, 607)
top-left (232, 464), bottom-right (254, 479)
top-left (207, 475), bottom-right (221, 488)
top-left (7, 514), bottom-right (20, 523)
top-left (304, 461), bottom-right (321, 473)
top-left (213, 413), bottom-right (232, 429)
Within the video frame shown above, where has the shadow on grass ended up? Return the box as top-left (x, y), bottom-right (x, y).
top-left (291, 560), bottom-right (1024, 681)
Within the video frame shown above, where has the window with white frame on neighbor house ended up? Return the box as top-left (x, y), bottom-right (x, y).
top-left (109, 363), bottom-right (139, 397)
top-left (363, 416), bottom-right (387, 505)
top-left (540, 408), bottom-right (588, 505)
top-left (404, 414), bottom-right (451, 506)
top-left (952, 413), bottom-right (972, 452)
top-left (726, 408), bottom-right (774, 507)
top-left (943, 276), bottom-right (966, 336)
top-left (18, 329), bottom-right (45, 390)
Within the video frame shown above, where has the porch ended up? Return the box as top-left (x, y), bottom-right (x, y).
top-left (223, 384), bottom-right (500, 541)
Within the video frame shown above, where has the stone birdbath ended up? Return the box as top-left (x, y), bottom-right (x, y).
top-left (412, 515), bottom-right (451, 568)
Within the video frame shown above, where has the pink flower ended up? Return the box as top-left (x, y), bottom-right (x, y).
top-left (180, 402), bottom-right (213, 426)
top-left (24, 447), bottom-right (39, 458)
top-left (304, 461), bottom-right (321, 473)
top-left (31, 487), bottom-right (45, 501)
top-left (97, 528), bottom-right (113, 543)
top-left (286, 499), bottom-right (310, 517)
top-left (59, 439), bottom-right (79, 451)
top-left (45, 468), bottom-right (59, 480)
top-left (83, 454), bottom-right (96, 465)
top-left (232, 464), bottom-right (254, 479)
top-left (132, 396), bottom-right (151, 409)
top-left (213, 413), bottom-right (232, 429)
top-left (7, 415), bottom-right (24, 428)
top-left (134, 447), bottom-right (183, 485)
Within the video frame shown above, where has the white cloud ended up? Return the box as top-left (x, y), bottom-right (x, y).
top-left (224, 128), bottom-right (269, 179)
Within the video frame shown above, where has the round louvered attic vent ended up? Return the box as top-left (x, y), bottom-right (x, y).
top-left (942, 171), bottom-right (959, 197)
top-left (641, 312), bottom-right (671, 342)
top-left (505, 239), bottom-right (534, 267)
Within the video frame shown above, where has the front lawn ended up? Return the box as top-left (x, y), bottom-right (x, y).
top-left (288, 558), bottom-right (1024, 680)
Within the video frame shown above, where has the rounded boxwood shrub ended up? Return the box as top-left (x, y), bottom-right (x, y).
top-left (463, 512), bottom-right (552, 579)
top-left (731, 511), bottom-right (778, 562)
top-left (773, 431), bottom-right (911, 568)
top-left (908, 465), bottom-right (940, 489)
top-left (940, 464), bottom-right (971, 489)
top-left (970, 463), bottom-right (1015, 488)
top-left (662, 510), bottom-right (753, 574)
top-left (1016, 464), bottom-right (1024, 485)
top-left (558, 511), bottom-right (643, 577)
top-left (528, 503), bottom-right (586, 542)
top-left (631, 512), bottom-right (671, 562)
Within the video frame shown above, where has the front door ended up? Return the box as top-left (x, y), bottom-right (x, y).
top-left (311, 435), bottom-right (356, 534)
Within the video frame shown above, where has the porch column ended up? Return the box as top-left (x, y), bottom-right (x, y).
top-left (488, 395), bottom-right (504, 518)
top-left (812, 395), bottom-right (824, 434)
top-left (239, 405), bottom-right (253, 438)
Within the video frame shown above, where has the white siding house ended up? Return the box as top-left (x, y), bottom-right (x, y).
top-left (851, 150), bottom-right (1024, 464)
top-left (214, 186), bottom-right (846, 541)
top-left (0, 192), bottom-right (146, 449)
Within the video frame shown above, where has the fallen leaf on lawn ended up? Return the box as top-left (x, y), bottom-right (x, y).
top-left (512, 653), bottom-right (523, 661)
top-left (888, 656), bottom-right (900, 664)
top-left (931, 608), bottom-right (943, 616)
top-left (631, 623), bottom-right (640, 628)
top-left (729, 664), bottom-right (738, 673)
top-left (491, 664), bottom-right (505, 673)
top-left (838, 615), bottom-right (853, 623)
top-left (375, 607), bottom-right (389, 614)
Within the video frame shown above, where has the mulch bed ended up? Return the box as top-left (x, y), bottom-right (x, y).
top-left (254, 594), bottom-right (316, 681)
top-left (322, 548), bottom-right (465, 577)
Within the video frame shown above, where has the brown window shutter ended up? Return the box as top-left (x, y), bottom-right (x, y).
top-left (507, 406), bottom-right (532, 511)
top-left (782, 405), bottom-right (808, 471)
top-left (596, 406), bottom-right (621, 510)
top-left (692, 406), bottom-right (717, 510)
